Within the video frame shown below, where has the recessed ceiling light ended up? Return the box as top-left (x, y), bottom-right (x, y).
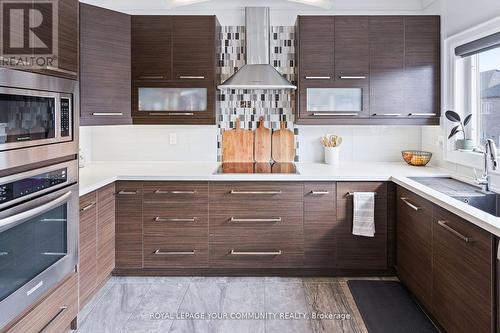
top-left (287, 0), bottom-right (333, 9)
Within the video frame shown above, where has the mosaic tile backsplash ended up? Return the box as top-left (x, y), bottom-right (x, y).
top-left (217, 26), bottom-right (299, 162)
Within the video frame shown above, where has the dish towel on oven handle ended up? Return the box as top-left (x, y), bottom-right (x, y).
top-left (352, 192), bottom-right (375, 237)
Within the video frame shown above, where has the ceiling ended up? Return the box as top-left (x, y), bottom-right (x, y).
top-left (80, 0), bottom-right (438, 13)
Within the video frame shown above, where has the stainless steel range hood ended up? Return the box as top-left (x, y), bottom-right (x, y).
top-left (218, 7), bottom-right (296, 90)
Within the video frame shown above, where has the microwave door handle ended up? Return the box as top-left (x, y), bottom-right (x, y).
top-left (0, 191), bottom-right (72, 233)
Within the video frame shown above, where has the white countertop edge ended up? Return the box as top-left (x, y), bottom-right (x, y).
top-left (392, 176), bottom-right (500, 237)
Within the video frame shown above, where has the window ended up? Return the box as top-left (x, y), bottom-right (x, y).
top-left (455, 35), bottom-right (500, 149)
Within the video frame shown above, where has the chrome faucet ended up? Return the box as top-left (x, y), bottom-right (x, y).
top-left (475, 139), bottom-right (498, 192)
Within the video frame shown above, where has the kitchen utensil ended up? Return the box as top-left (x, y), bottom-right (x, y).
top-left (272, 121), bottom-right (295, 163)
top-left (254, 117), bottom-right (272, 163)
top-left (321, 135), bottom-right (343, 148)
top-left (401, 150), bottom-right (432, 166)
top-left (222, 118), bottom-right (254, 163)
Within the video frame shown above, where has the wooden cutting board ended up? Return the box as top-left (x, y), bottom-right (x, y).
top-left (254, 117), bottom-right (271, 163)
top-left (222, 118), bottom-right (254, 163)
top-left (272, 121), bottom-right (295, 163)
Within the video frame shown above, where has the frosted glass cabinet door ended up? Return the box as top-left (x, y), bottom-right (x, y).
top-left (306, 88), bottom-right (363, 112)
top-left (138, 88), bottom-right (208, 112)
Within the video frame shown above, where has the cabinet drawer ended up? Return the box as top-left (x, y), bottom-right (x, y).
top-left (209, 201), bottom-right (302, 236)
top-left (210, 236), bottom-right (304, 268)
top-left (6, 273), bottom-right (78, 333)
top-left (209, 182), bottom-right (303, 202)
top-left (143, 201), bottom-right (208, 237)
top-left (143, 181), bottom-right (208, 203)
top-left (143, 235), bottom-right (208, 268)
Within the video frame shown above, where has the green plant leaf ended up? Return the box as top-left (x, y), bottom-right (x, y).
top-left (463, 114), bottom-right (472, 127)
top-left (445, 110), bottom-right (461, 123)
top-left (448, 125), bottom-right (461, 139)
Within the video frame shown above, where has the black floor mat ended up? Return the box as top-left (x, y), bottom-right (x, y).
top-left (347, 280), bottom-right (438, 333)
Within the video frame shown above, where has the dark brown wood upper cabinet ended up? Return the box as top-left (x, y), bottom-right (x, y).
top-left (297, 16), bottom-right (334, 81)
top-left (131, 16), bottom-right (172, 81)
top-left (334, 16), bottom-right (369, 79)
top-left (369, 16), bottom-right (405, 118)
top-left (80, 3), bottom-right (131, 126)
top-left (30, 0), bottom-right (78, 79)
top-left (404, 16), bottom-right (441, 119)
top-left (297, 15), bottom-right (440, 125)
top-left (172, 16), bottom-right (217, 81)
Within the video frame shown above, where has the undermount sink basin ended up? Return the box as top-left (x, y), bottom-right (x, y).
top-left (409, 177), bottom-right (500, 217)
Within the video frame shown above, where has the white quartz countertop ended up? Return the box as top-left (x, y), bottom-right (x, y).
top-left (78, 161), bottom-right (500, 236)
top-left (79, 161), bottom-right (448, 196)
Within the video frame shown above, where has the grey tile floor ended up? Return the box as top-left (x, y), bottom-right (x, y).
top-left (75, 276), bottom-right (397, 333)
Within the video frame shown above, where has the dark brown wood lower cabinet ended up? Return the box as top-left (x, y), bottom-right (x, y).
top-left (78, 184), bottom-right (116, 309)
top-left (1, 273), bottom-right (78, 333)
top-left (396, 187), bottom-right (433, 311)
top-left (336, 182), bottom-right (388, 270)
top-left (115, 182), bottom-right (143, 269)
top-left (432, 207), bottom-right (494, 333)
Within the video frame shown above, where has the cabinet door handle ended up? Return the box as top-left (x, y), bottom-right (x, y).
top-left (91, 112), bottom-right (123, 116)
top-left (118, 190), bottom-right (138, 195)
top-left (147, 112), bottom-right (195, 116)
top-left (312, 113), bottom-right (359, 116)
top-left (154, 217), bottom-right (198, 223)
top-left (138, 75), bottom-right (165, 80)
top-left (230, 190), bottom-right (282, 195)
top-left (154, 190), bottom-right (169, 194)
top-left (305, 76), bottom-right (331, 80)
top-left (372, 113), bottom-right (402, 117)
top-left (154, 249), bottom-right (196, 255)
top-left (39, 306), bottom-right (68, 333)
top-left (171, 190), bottom-right (197, 194)
top-left (346, 192), bottom-right (377, 197)
top-left (407, 113), bottom-right (437, 117)
top-left (43, 66), bottom-right (77, 76)
top-left (438, 220), bottom-right (472, 243)
top-left (80, 202), bottom-right (96, 212)
top-left (310, 191), bottom-right (330, 195)
top-left (230, 250), bottom-right (282, 256)
top-left (400, 197), bottom-right (421, 211)
top-left (339, 76), bottom-right (366, 79)
top-left (179, 76), bottom-right (205, 79)
top-left (230, 217), bottom-right (282, 223)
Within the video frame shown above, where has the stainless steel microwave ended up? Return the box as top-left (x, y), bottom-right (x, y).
top-left (0, 68), bottom-right (78, 171)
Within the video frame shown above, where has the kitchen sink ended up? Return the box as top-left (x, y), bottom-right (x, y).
top-left (409, 177), bottom-right (500, 217)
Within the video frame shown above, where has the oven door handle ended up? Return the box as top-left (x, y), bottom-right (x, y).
top-left (0, 191), bottom-right (72, 233)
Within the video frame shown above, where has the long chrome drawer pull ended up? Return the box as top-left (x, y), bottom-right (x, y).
top-left (179, 76), bottom-right (205, 79)
top-left (171, 190), bottom-right (197, 194)
top-left (305, 76), bottom-right (331, 80)
top-left (138, 75), bottom-right (165, 80)
top-left (312, 113), bottom-right (359, 116)
top-left (438, 220), bottom-right (472, 243)
top-left (80, 202), bottom-right (96, 212)
top-left (230, 190), bottom-right (282, 195)
top-left (154, 217), bottom-right (197, 222)
top-left (230, 250), bottom-right (282, 256)
top-left (154, 190), bottom-right (169, 194)
top-left (43, 66), bottom-right (77, 76)
top-left (310, 191), bottom-right (330, 195)
top-left (372, 113), bottom-right (402, 117)
top-left (346, 192), bottom-right (377, 197)
top-left (118, 190), bottom-right (138, 195)
top-left (230, 217), bottom-right (282, 223)
top-left (339, 76), bottom-right (366, 79)
top-left (408, 113), bottom-right (437, 117)
top-left (400, 197), bottom-right (421, 211)
top-left (39, 306), bottom-right (68, 333)
top-left (154, 249), bottom-right (196, 255)
top-left (92, 112), bottom-right (123, 116)
top-left (147, 113), bottom-right (195, 116)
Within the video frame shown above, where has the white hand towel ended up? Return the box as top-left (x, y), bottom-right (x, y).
top-left (352, 192), bottom-right (375, 237)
